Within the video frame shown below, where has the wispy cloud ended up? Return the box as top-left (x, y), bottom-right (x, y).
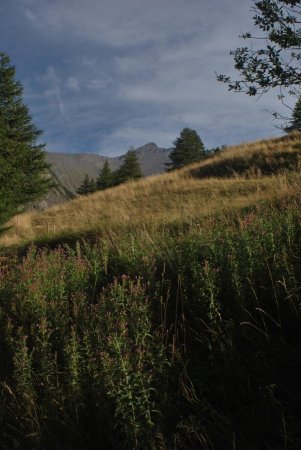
top-left (39, 66), bottom-right (65, 115)
top-left (1, 0), bottom-right (292, 155)
top-left (66, 76), bottom-right (80, 92)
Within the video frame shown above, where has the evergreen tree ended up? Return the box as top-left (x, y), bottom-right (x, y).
top-left (285, 96), bottom-right (301, 132)
top-left (0, 52), bottom-right (52, 225)
top-left (115, 148), bottom-right (142, 185)
top-left (76, 174), bottom-right (96, 195)
top-left (96, 160), bottom-right (114, 190)
top-left (166, 128), bottom-right (206, 171)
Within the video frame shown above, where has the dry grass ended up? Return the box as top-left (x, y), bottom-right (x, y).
top-left (1, 133), bottom-right (301, 248)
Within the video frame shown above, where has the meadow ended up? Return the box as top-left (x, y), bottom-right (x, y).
top-left (0, 133), bottom-right (301, 449)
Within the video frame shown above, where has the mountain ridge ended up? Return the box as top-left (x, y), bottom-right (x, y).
top-left (38, 142), bottom-right (172, 208)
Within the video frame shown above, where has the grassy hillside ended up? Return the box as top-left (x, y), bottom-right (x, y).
top-left (0, 133), bottom-right (301, 449)
top-left (2, 133), bottom-right (300, 248)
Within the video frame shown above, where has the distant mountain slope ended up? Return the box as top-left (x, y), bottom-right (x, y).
top-left (46, 143), bottom-right (171, 196)
top-left (32, 143), bottom-right (172, 209)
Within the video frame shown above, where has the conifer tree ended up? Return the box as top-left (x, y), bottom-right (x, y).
top-left (115, 148), bottom-right (142, 185)
top-left (96, 160), bottom-right (114, 190)
top-left (285, 96), bottom-right (301, 133)
top-left (166, 128), bottom-right (206, 171)
top-left (0, 52), bottom-right (52, 225)
top-left (76, 174), bottom-right (96, 195)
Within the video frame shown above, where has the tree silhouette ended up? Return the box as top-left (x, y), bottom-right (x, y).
top-left (115, 148), bottom-right (142, 185)
top-left (0, 52), bottom-right (52, 226)
top-left (166, 128), bottom-right (206, 171)
top-left (96, 160), bottom-right (114, 190)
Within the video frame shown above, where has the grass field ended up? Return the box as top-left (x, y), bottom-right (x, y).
top-left (1, 132), bottom-right (300, 248)
top-left (0, 133), bottom-right (301, 449)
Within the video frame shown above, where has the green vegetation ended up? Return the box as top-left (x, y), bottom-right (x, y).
top-left (285, 96), bottom-right (301, 133)
top-left (96, 160), bottom-right (114, 190)
top-left (76, 174), bottom-right (97, 195)
top-left (1, 133), bottom-right (301, 448)
top-left (0, 52), bottom-right (52, 227)
top-left (0, 198), bottom-right (301, 449)
top-left (77, 149), bottom-right (142, 195)
top-left (114, 148), bottom-right (142, 185)
top-left (166, 127), bottom-right (206, 171)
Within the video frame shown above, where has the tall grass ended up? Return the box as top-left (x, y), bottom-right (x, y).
top-left (1, 197), bottom-right (301, 449)
top-left (0, 246), bottom-right (168, 449)
top-left (1, 134), bottom-right (301, 448)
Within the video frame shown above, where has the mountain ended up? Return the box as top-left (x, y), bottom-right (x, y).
top-left (35, 143), bottom-right (171, 208)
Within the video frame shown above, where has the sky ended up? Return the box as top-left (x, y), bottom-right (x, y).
top-left (0, 0), bottom-right (294, 156)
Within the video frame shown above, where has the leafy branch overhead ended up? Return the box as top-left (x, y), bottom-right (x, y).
top-left (217, 0), bottom-right (301, 98)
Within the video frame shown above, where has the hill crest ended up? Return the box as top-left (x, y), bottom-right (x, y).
top-left (3, 133), bottom-right (301, 248)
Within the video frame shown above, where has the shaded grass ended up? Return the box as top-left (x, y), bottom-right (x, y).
top-left (1, 198), bottom-right (301, 449)
top-left (190, 133), bottom-right (301, 179)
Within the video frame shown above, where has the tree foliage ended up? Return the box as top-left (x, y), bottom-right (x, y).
top-left (77, 150), bottom-right (142, 195)
top-left (96, 160), bottom-right (114, 190)
top-left (217, 0), bottom-right (301, 100)
top-left (76, 174), bottom-right (96, 196)
top-left (0, 52), bottom-right (52, 225)
top-left (285, 95), bottom-right (301, 131)
top-left (166, 127), bottom-right (206, 171)
top-left (115, 148), bottom-right (142, 185)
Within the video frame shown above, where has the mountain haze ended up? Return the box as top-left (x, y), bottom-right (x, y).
top-left (36, 143), bottom-right (171, 208)
top-left (47, 143), bottom-right (171, 195)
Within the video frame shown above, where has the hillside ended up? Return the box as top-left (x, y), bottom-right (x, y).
top-left (32, 143), bottom-right (172, 209)
top-left (1, 133), bottom-right (301, 449)
top-left (2, 133), bottom-right (300, 248)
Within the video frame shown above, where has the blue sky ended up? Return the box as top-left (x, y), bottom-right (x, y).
top-left (0, 0), bottom-right (293, 156)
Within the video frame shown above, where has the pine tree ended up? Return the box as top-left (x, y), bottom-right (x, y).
top-left (285, 97), bottom-right (301, 133)
top-left (0, 52), bottom-right (52, 225)
top-left (166, 128), bottom-right (206, 171)
top-left (96, 160), bottom-right (114, 190)
top-left (76, 174), bottom-right (96, 195)
top-left (115, 148), bottom-right (142, 185)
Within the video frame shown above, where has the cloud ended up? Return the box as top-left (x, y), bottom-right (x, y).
top-left (19, 0), bottom-right (205, 47)
top-left (88, 78), bottom-right (114, 90)
top-left (32, 66), bottom-right (66, 116)
top-left (66, 76), bottom-right (80, 91)
top-left (24, 9), bottom-right (36, 21)
top-left (99, 122), bottom-right (175, 156)
top-left (2, 0), bottom-right (291, 155)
